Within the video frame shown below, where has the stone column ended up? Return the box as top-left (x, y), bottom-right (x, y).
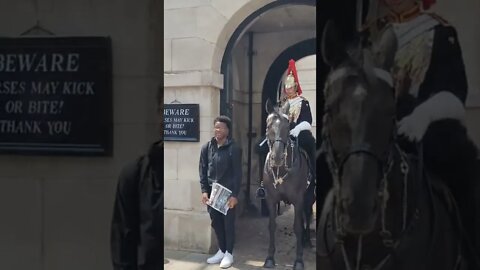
top-left (164, 70), bottom-right (223, 253)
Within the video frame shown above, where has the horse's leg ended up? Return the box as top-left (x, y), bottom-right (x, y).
top-left (293, 201), bottom-right (305, 270)
top-left (303, 202), bottom-right (312, 248)
top-left (264, 198), bottom-right (277, 268)
top-left (303, 184), bottom-right (315, 248)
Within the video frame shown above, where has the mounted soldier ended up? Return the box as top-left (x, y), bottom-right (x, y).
top-left (363, 0), bottom-right (479, 264)
top-left (258, 59), bottom-right (316, 184)
top-left (281, 59), bottom-right (316, 183)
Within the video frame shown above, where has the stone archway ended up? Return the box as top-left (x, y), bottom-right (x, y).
top-left (216, 1), bottom-right (316, 216)
top-left (218, 0), bottom-right (316, 116)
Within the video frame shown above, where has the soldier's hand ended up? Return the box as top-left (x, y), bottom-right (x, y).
top-left (397, 111), bottom-right (428, 142)
top-left (227, 197), bottom-right (238, 208)
top-left (289, 126), bottom-right (300, 137)
top-left (202, 192), bottom-right (209, 205)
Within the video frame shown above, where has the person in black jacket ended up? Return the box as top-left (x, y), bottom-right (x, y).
top-left (199, 115), bottom-right (242, 269)
top-left (365, 0), bottom-right (479, 265)
top-left (110, 88), bottom-right (163, 270)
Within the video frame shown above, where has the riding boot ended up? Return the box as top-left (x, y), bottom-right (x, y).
top-left (298, 131), bottom-right (316, 183)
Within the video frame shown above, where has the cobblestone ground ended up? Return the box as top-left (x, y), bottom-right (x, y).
top-left (165, 201), bottom-right (317, 270)
top-left (234, 202), bottom-right (317, 270)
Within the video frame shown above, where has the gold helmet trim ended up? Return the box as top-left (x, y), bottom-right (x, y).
top-left (284, 71), bottom-right (296, 89)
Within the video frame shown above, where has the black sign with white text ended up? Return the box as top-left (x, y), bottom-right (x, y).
top-left (0, 37), bottom-right (112, 155)
top-left (164, 104), bottom-right (199, 142)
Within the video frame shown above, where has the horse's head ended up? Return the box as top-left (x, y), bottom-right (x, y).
top-left (265, 99), bottom-right (291, 167)
top-left (321, 21), bottom-right (398, 235)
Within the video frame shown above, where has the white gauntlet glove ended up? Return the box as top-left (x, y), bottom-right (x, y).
top-left (289, 121), bottom-right (311, 137)
top-left (397, 91), bottom-right (465, 142)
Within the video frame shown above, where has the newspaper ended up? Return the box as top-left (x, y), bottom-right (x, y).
top-left (208, 182), bottom-right (232, 215)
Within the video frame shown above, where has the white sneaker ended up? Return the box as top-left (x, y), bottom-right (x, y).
top-left (206, 249), bottom-right (224, 264)
top-left (220, 251), bottom-right (233, 268)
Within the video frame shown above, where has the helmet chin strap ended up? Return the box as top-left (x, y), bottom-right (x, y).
top-left (287, 93), bottom-right (298, 99)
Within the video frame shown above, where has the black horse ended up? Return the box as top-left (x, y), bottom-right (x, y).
top-left (317, 21), bottom-right (473, 269)
top-left (262, 100), bottom-right (312, 270)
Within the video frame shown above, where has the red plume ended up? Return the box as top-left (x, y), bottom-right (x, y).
top-left (286, 59), bottom-right (302, 95)
top-left (422, 0), bottom-right (436, 10)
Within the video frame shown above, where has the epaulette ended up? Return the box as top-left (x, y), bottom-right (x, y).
top-left (427, 13), bottom-right (450, 26)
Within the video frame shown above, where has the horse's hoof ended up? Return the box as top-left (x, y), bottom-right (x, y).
top-left (293, 260), bottom-right (304, 270)
top-left (263, 257), bottom-right (275, 268)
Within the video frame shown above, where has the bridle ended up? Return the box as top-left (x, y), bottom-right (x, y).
top-left (265, 114), bottom-right (296, 188)
top-left (322, 66), bottom-right (398, 205)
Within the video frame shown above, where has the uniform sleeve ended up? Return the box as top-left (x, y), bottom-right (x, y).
top-left (110, 159), bottom-right (141, 270)
top-left (419, 25), bottom-right (468, 104)
top-left (230, 144), bottom-right (243, 198)
top-left (297, 100), bottom-right (313, 125)
top-left (199, 143), bottom-right (210, 194)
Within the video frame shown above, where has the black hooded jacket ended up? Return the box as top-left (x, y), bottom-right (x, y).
top-left (110, 141), bottom-right (163, 270)
top-left (199, 138), bottom-right (242, 197)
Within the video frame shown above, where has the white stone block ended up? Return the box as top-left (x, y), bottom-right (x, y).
top-left (177, 211), bottom-right (213, 252)
top-left (171, 38), bottom-right (217, 71)
top-left (164, 71), bottom-right (223, 88)
top-left (173, 87), bottom-right (220, 118)
top-left (164, 0), bottom-right (210, 10)
top-left (164, 147), bottom-right (178, 180)
top-left (199, 131), bottom-right (214, 143)
top-left (164, 8), bottom-right (197, 39)
top-left (209, 0), bottom-right (248, 19)
top-left (191, 181), bottom-right (207, 211)
top-left (165, 179), bottom-right (192, 211)
top-left (164, 39), bottom-right (172, 72)
top-left (253, 92), bottom-right (263, 104)
top-left (177, 146), bottom-right (203, 180)
top-left (164, 209), bottom-right (213, 252)
top-left (200, 116), bottom-right (215, 132)
top-left (211, 45), bottom-right (225, 73)
top-left (163, 88), bottom-right (177, 104)
top-left (196, 6), bottom-right (228, 44)
top-left (164, 209), bottom-right (180, 250)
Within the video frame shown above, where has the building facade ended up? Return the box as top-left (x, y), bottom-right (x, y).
top-left (164, 0), bottom-right (480, 254)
